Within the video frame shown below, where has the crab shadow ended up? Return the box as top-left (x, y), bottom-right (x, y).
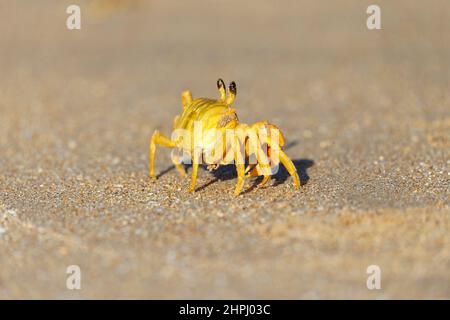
top-left (203, 158), bottom-right (314, 192)
top-left (204, 140), bottom-right (313, 192)
top-left (156, 140), bottom-right (314, 193)
top-left (157, 159), bottom-right (313, 192)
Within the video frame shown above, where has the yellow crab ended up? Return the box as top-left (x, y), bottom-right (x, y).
top-left (149, 79), bottom-right (300, 196)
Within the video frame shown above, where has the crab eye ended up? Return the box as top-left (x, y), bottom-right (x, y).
top-left (229, 81), bottom-right (236, 96)
top-left (217, 78), bottom-right (226, 90)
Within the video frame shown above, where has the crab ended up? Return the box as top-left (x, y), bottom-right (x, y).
top-left (149, 79), bottom-right (300, 196)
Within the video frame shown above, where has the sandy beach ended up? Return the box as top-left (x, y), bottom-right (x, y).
top-left (0, 0), bottom-right (449, 299)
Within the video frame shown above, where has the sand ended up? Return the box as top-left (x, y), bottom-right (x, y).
top-left (0, 0), bottom-right (449, 299)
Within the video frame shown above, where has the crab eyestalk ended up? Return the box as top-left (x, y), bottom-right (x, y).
top-left (226, 81), bottom-right (236, 105)
top-left (217, 78), bottom-right (227, 101)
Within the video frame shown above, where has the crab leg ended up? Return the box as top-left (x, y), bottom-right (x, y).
top-left (150, 130), bottom-right (177, 179)
top-left (278, 149), bottom-right (300, 189)
top-left (265, 134), bottom-right (300, 189)
top-left (233, 135), bottom-right (246, 196)
top-left (244, 125), bottom-right (273, 188)
top-left (258, 175), bottom-right (271, 188)
top-left (189, 148), bottom-right (201, 193)
top-left (171, 153), bottom-right (187, 177)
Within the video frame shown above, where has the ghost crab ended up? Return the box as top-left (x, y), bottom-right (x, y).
top-left (149, 79), bottom-right (300, 196)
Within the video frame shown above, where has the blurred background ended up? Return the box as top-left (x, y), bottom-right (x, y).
top-left (0, 0), bottom-right (449, 299)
